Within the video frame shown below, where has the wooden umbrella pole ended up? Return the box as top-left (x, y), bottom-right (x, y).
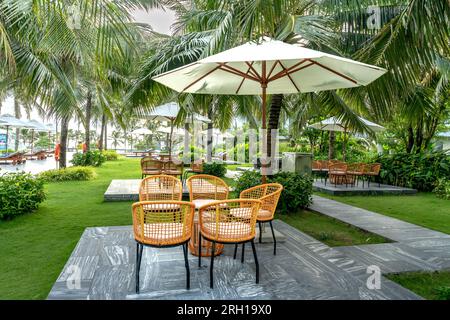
top-left (261, 61), bottom-right (267, 184)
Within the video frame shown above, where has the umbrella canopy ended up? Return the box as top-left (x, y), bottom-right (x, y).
top-left (153, 38), bottom-right (387, 95)
top-left (0, 114), bottom-right (35, 152)
top-left (153, 37), bottom-right (387, 180)
top-left (145, 102), bottom-right (211, 123)
top-left (309, 116), bottom-right (385, 161)
top-left (45, 123), bottom-right (57, 133)
top-left (132, 128), bottom-right (153, 135)
top-left (0, 114), bottom-right (35, 128)
top-left (309, 116), bottom-right (385, 133)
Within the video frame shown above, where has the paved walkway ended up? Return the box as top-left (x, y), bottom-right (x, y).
top-left (310, 195), bottom-right (450, 274)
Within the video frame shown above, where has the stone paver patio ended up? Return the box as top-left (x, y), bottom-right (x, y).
top-left (48, 195), bottom-right (450, 300)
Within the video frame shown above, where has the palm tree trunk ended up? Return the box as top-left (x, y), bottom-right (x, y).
top-left (406, 125), bottom-right (414, 153)
top-left (328, 131), bottom-right (336, 160)
top-left (59, 116), bottom-right (69, 168)
top-left (104, 120), bottom-right (107, 150)
top-left (14, 96), bottom-right (21, 151)
top-left (206, 108), bottom-right (213, 162)
top-left (85, 90), bottom-right (92, 152)
top-left (98, 113), bottom-right (106, 151)
top-left (267, 94), bottom-right (283, 172)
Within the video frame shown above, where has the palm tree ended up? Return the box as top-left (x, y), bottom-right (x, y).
top-left (0, 0), bottom-right (163, 167)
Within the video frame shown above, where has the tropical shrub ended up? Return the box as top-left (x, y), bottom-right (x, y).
top-left (203, 162), bottom-right (227, 178)
top-left (375, 151), bottom-right (450, 191)
top-left (71, 150), bottom-right (106, 167)
top-left (434, 179), bottom-right (450, 200)
top-left (235, 170), bottom-right (313, 214)
top-left (0, 172), bottom-right (46, 220)
top-left (39, 167), bottom-right (96, 182)
top-left (102, 150), bottom-right (119, 161)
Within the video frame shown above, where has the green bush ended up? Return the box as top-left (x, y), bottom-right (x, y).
top-left (434, 179), bottom-right (450, 200)
top-left (102, 150), bottom-right (119, 161)
top-left (71, 150), bottom-right (106, 167)
top-left (0, 172), bottom-right (46, 220)
top-left (39, 167), bottom-right (96, 182)
top-left (203, 162), bottom-right (227, 178)
top-left (375, 151), bottom-right (450, 191)
top-left (235, 170), bottom-right (313, 214)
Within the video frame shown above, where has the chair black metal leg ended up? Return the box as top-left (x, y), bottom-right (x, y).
top-left (241, 242), bottom-right (245, 263)
top-left (135, 242), bottom-right (143, 294)
top-left (233, 244), bottom-right (238, 259)
top-left (258, 222), bottom-right (263, 243)
top-left (182, 243), bottom-right (190, 290)
top-left (269, 221), bottom-right (276, 255)
top-left (250, 240), bottom-right (259, 284)
top-left (210, 241), bottom-right (216, 289)
top-left (198, 231), bottom-right (202, 268)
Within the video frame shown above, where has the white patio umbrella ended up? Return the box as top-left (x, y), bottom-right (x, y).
top-left (25, 120), bottom-right (49, 152)
top-left (0, 114), bottom-right (35, 152)
top-left (145, 102), bottom-right (211, 155)
top-left (309, 116), bottom-right (385, 160)
top-left (152, 37), bottom-right (387, 181)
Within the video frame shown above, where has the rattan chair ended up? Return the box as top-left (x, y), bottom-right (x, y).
top-left (186, 174), bottom-right (229, 209)
top-left (328, 162), bottom-right (348, 187)
top-left (162, 160), bottom-right (183, 180)
top-left (140, 157), bottom-right (163, 179)
top-left (132, 201), bottom-right (195, 293)
top-left (239, 183), bottom-right (283, 255)
top-left (139, 175), bottom-right (182, 202)
top-left (363, 163), bottom-right (381, 187)
top-left (197, 199), bottom-right (262, 289)
top-left (182, 159), bottom-right (204, 181)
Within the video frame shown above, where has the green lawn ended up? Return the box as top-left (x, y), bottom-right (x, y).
top-left (317, 192), bottom-right (450, 235)
top-left (386, 272), bottom-right (450, 300)
top-left (0, 158), bottom-right (139, 299)
top-left (279, 210), bottom-right (388, 247)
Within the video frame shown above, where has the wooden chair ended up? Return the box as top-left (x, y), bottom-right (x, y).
top-left (132, 201), bottom-right (195, 293)
top-left (328, 162), bottom-right (348, 187)
top-left (363, 163), bottom-right (382, 187)
top-left (139, 175), bottom-right (182, 202)
top-left (197, 199), bottom-right (262, 289)
top-left (186, 174), bottom-right (229, 209)
top-left (346, 163), bottom-right (365, 187)
top-left (239, 183), bottom-right (283, 255)
top-left (182, 159), bottom-right (204, 181)
top-left (162, 160), bottom-right (183, 180)
top-left (140, 157), bottom-right (163, 179)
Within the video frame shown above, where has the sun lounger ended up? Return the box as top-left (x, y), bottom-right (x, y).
top-left (0, 152), bottom-right (26, 165)
top-left (25, 150), bottom-right (48, 160)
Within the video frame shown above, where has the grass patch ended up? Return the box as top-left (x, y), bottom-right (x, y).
top-left (0, 158), bottom-right (140, 299)
top-left (387, 271), bottom-right (450, 300)
top-left (317, 192), bottom-right (450, 235)
top-left (278, 210), bottom-right (389, 247)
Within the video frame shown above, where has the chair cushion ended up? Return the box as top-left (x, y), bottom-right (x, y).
top-left (136, 223), bottom-right (185, 243)
top-left (142, 170), bottom-right (161, 175)
top-left (257, 209), bottom-right (273, 221)
top-left (192, 199), bottom-right (220, 209)
top-left (202, 222), bottom-right (252, 241)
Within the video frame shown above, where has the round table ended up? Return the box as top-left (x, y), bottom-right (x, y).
top-left (188, 200), bottom-right (224, 257)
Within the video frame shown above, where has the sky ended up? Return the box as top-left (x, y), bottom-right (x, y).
top-left (0, 8), bottom-right (176, 129)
